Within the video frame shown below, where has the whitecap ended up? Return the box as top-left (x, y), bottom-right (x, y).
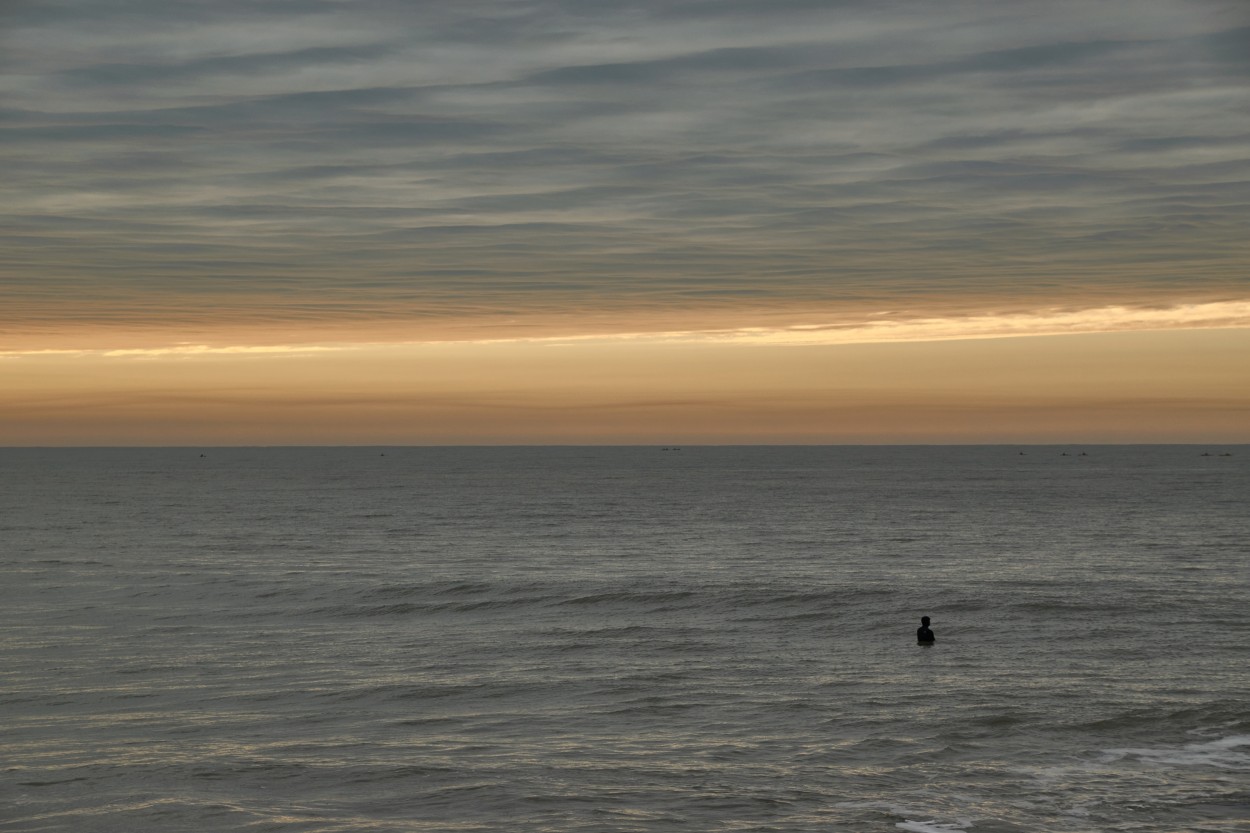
top-left (896, 820), bottom-right (972, 833)
top-left (1100, 734), bottom-right (1250, 769)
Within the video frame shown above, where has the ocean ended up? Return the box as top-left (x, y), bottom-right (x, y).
top-left (2, 446), bottom-right (1247, 832)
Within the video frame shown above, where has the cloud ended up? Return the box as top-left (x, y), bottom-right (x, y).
top-left (685, 300), bottom-right (1250, 346)
top-left (2, 0), bottom-right (1248, 343)
top-left (437, 299), bottom-right (1250, 347)
top-left (100, 344), bottom-right (342, 358)
top-left (5, 298), bottom-right (1243, 360)
top-left (0, 344), bottom-right (343, 360)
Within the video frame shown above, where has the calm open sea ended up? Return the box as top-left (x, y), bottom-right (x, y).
top-left (1, 446), bottom-right (1247, 832)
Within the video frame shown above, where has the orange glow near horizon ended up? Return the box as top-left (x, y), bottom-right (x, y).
top-left (5, 2), bottom-right (1248, 446)
top-left (3, 325), bottom-right (1247, 445)
top-left (3, 294), bottom-right (1248, 355)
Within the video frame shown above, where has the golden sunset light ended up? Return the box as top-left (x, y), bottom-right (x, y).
top-left (4, 7), bottom-right (1249, 829)
top-left (2, 0), bottom-right (1247, 444)
top-left (4, 325), bottom-right (1246, 445)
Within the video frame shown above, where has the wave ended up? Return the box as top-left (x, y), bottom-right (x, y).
top-left (360, 581), bottom-right (498, 599)
top-left (556, 589), bottom-right (696, 607)
top-left (310, 595), bottom-right (556, 617)
top-left (296, 580), bottom-right (920, 619)
top-left (1100, 734), bottom-right (1250, 770)
top-left (896, 821), bottom-right (972, 833)
top-left (1064, 701), bottom-right (1249, 735)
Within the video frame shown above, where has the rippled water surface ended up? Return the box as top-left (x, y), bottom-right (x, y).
top-left (2, 446), bottom-right (1247, 832)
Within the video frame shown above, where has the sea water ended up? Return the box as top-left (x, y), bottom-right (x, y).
top-left (1, 446), bottom-right (1246, 832)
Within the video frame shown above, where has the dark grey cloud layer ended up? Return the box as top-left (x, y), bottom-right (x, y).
top-left (3, 0), bottom-right (1248, 338)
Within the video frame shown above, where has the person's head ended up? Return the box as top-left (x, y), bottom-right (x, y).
top-left (921, 616), bottom-right (930, 626)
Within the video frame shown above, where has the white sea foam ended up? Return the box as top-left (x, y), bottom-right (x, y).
top-left (1100, 735), bottom-right (1250, 770)
top-left (896, 820), bottom-right (973, 833)
top-left (836, 801), bottom-right (973, 833)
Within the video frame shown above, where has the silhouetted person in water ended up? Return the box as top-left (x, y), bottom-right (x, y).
top-left (917, 616), bottom-right (935, 644)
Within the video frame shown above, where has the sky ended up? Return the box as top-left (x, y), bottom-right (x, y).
top-left (2, 0), bottom-right (1248, 444)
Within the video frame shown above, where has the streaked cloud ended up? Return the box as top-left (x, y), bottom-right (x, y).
top-left (2, 0), bottom-right (1248, 350)
top-left (99, 344), bottom-right (340, 358)
top-left (436, 299), bottom-right (1250, 347)
top-left (0, 343), bottom-right (342, 361)
top-left (677, 299), bottom-right (1250, 346)
top-left (3, 299), bottom-right (1245, 360)
top-left (2, 1), bottom-right (1248, 443)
